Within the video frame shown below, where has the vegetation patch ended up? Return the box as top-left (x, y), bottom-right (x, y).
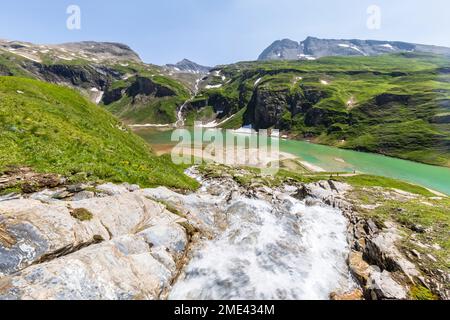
top-left (334, 175), bottom-right (435, 197)
top-left (70, 208), bottom-right (94, 221)
top-left (0, 77), bottom-right (199, 191)
top-left (410, 285), bottom-right (439, 300)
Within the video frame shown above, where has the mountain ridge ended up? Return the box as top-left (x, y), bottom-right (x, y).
top-left (258, 36), bottom-right (450, 61)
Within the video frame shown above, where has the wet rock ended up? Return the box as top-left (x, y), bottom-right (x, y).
top-left (367, 270), bottom-right (408, 300)
top-left (305, 198), bottom-right (320, 207)
top-left (294, 185), bottom-right (309, 200)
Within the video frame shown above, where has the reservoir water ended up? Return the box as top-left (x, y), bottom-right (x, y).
top-left (135, 128), bottom-right (450, 195)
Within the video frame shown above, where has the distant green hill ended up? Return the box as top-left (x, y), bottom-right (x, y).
top-left (193, 53), bottom-right (450, 167)
top-left (0, 77), bottom-right (198, 190)
top-left (0, 47), bottom-right (192, 126)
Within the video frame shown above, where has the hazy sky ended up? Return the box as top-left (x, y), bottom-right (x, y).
top-left (0, 0), bottom-right (449, 66)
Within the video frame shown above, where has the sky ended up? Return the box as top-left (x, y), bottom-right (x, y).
top-left (0, 0), bottom-right (449, 66)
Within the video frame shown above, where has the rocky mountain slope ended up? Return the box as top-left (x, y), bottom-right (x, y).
top-left (0, 39), bottom-right (141, 64)
top-left (2, 38), bottom-right (449, 166)
top-left (0, 40), bottom-right (195, 125)
top-left (258, 37), bottom-right (450, 61)
top-left (187, 53), bottom-right (450, 167)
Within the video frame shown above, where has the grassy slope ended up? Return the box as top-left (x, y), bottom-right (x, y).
top-left (103, 62), bottom-right (191, 124)
top-left (197, 53), bottom-right (450, 167)
top-left (0, 76), bottom-right (198, 190)
top-left (0, 50), bottom-right (192, 126)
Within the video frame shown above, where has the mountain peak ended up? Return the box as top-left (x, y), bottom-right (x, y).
top-left (165, 59), bottom-right (211, 74)
top-left (258, 37), bottom-right (450, 61)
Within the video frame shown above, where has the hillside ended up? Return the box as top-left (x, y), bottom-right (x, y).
top-left (187, 53), bottom-right (450, 167)
top-left (0, 76), bottom-right (198, 190)
top-left (0, 40), bottom-right (196, 125)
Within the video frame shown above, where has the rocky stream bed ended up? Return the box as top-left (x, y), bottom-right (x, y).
top-left (0, 167), bottom-right (447, 300)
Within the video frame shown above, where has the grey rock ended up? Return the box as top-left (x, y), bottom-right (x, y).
top-left (0, 191), bottom-right (182, 277)
top-left (364, 226), bottom-right (420, 280)
top-left (96, 183), bottom-right (130, 196)
top-left (367, 270), bottom-right (408, 300)
top-left (0, 234), bottom-right (176, 300)
top-left (52, 191), bottom-right (72, 200)
top-left (0, 193), bottom-right (21, 202)
top-left (72, 191), bottom-right (95, 201)
top-left (67, 184), bottom-right (87, 193)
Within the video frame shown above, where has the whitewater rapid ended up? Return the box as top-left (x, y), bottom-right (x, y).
top-left (169, 187), bottom-right (356, 300)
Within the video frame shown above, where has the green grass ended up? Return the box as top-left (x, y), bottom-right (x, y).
top-left (0, 76), bottom-right (199, 190)
top-left (185, 106), bottom-right (216, 126)
top-left (220, 107), bottom-right (247, 129)
top-left (335, 174), bottom-right (435, 197)
top-left (410, 286), bottom-right (439, 300)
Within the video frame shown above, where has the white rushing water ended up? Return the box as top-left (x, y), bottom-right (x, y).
top-left (176, 78), bottom-right (202, 127)
top-left (169, 192), bottom-right (356, 300)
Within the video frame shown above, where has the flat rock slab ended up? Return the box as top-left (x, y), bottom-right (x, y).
top-left (0, 192), bottom-right (185, 278)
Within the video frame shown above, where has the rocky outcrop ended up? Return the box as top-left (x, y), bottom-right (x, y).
top-left (0, 184), bottom-right (193, 299)
top-left (36, 64), bottom-right (116, 90)
top-left (366, 269), bottom-right (408, 300)
top-left (102, 77), bottom-right (177, 108)
top-left (0, 167), bottom-right (446, 300)
top-left (302, 180), bottom-right (448, 300)
top-left (126, 77), bottom-right (175, 98)
top-left (245, 88), bottom-right (290, 129)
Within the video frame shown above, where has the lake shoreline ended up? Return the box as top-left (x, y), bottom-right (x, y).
top-left (133, 127), bottom-right (450, 195)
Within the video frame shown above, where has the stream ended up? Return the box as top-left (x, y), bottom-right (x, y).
top-left (162, 172), bottom-right (357, 300)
